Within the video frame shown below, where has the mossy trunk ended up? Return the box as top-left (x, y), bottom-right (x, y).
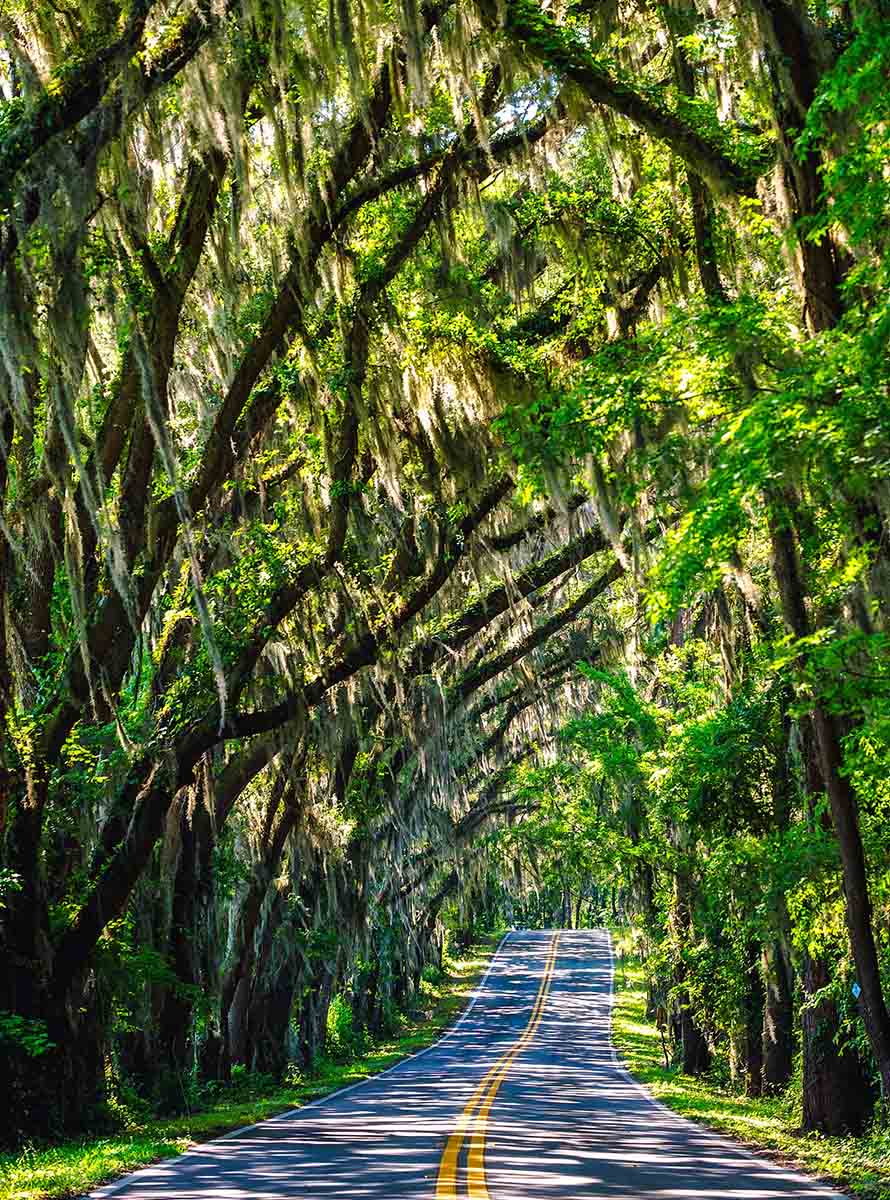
top-left (679, 1003), bottom-right (711, 1076)
top-left (672, 861), bottom-right (710, 1077)
top-left (150, 796), bottom-right (216, 1105)
top-left (0, 795), bottom-right (108, 1141)
top-left (0, 975), bottom-right (107, 1144)
top-left (770, 500), bottom-right (890, 1102)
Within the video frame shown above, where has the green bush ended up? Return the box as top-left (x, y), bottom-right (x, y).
top-left (326, 995), bottom-right (366, 1061)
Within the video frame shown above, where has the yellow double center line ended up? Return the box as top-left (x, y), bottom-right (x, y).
top-left (436, 933), bottom-right (560, 1200)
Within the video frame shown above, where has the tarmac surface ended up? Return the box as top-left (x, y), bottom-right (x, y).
top-left (89, 929), bottom-right (844, 1199)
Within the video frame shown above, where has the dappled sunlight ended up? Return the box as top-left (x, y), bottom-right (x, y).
top-left (91, 932), bottom-right (842, 1200)
top-left (481, 934), bottom-right (839, 1200)
top-left (619, 1018), bottom-right (653, 1037)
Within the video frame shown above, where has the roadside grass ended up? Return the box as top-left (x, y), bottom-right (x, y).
top-left (610, 940), bottom-right (890, 1200)
top-left (0, 933), bottom-right (503, 1200)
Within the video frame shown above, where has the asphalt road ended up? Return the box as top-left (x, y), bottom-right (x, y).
top-left (91, 929), bottom-right (844, 1199)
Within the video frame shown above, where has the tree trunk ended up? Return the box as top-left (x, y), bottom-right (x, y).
top-left (801, 952), bottom-right (874, 1133)
top-left (769, 500), bottom-right (890, 1101)
top-left (220, 805), bottom-right (297, 1066)
top-left (761, 939), bottom-right (794, 1093)
top-left (0, 974), bottom-right (107, 1144)
top-left (811, 703), bottom-right (890, 1099)
top-left (679, 1004), bottom-right (711, 1075)
top-left (761, 689), bottom-right (796, 1094)
top-left (149, 792), bottom-right (215, 1106)
top-left (752, 0), bottom-right (843, 333)
top-left (247, 969), bottom-right (297, 1077)
top-left (296, 963), bottom-right (337, 1070)
top-left (353, 955), bottom-right (380, 1036)
top-left (742, 941), bottom-right (765, 1097)
top-left (672, 863), bottom-right (710, 1076)
top-left (0, 782), bottom-right (109, 1140)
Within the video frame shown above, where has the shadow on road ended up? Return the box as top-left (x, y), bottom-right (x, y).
top-left (90, 931), bottom-right (840, 1200)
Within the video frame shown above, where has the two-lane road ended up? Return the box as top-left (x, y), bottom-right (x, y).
top-left (91, 930), bottom-right (842, 1199)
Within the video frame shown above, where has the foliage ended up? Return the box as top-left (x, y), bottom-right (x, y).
top-left (0, 1014), bottom-right (56, 1059)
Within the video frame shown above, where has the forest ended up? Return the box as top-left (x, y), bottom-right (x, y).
top-left (0, 0), bottom-right (889, 1165)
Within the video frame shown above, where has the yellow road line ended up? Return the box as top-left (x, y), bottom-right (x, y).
top-left (435, 933), bottom-right (560, 1200)
top-left (466, 933), bottom-right (559, 1199)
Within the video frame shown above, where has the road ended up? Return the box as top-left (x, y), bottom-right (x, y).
top-left (91, 929), bottom-right (843, 1199)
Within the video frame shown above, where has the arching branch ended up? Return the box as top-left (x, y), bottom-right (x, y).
top-left (486, 0), bottom-right (766, 196)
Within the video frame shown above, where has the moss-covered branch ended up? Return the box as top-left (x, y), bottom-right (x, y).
top-left (487, 0), bottom-right (767, 195)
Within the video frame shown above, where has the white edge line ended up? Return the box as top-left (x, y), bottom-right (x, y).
top-left (84, 931), bottom-right (513, 1199)
top-left (604, 930), bottom-right (846, 1199)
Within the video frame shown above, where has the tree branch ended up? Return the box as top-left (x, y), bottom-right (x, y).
top-left (487, 0), bottom-right (765, 196)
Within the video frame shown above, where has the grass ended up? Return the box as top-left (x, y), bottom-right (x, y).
top-left (0, 933), bottom-right (503, 1200)
top-left (610, 939), bottom-right (890, 1200)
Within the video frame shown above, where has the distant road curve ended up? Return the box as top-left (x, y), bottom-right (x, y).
top-left (88, 930), bottom-right (843, 1199)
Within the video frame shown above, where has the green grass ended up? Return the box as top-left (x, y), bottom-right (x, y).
top-left (0, 934), bottom-right (503, 1200)
top-left (610, 942), bottom-right (890, 1200)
